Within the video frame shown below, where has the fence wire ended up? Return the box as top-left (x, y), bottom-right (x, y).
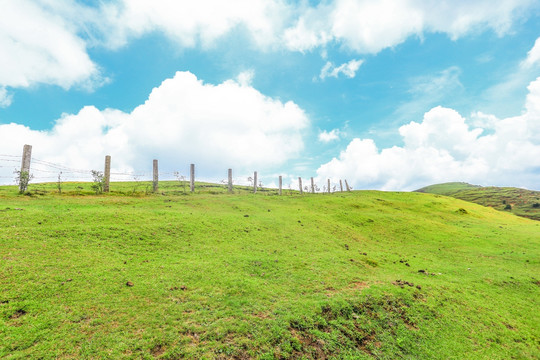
top-left (1, 153), bottom-right (351, 193)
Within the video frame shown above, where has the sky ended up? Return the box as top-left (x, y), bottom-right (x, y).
top-left (1, 0), bottom-right (540, 191)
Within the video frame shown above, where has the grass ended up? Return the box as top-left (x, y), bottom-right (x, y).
top-left (1, 181), bottom-right (539, 359)
top-left (416, 182), bottom-right (540, 221)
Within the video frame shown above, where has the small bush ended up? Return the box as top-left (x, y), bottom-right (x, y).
top-left (14, 170), bottom-right (33, 194)
top-left (90, 170), bottom-right (104, 194)
top-left (504, 204), bottom-right (512, 210)
top-left (532, 203), bottom-right (539, 208)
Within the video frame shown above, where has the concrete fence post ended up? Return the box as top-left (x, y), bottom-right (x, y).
top-left (190, 164), bottom-right (195, 192)
top-left (298, 177), bottom-right (303, 194)
top-left (340, 179), bottom-right (343, 192)
top-left (153, 159), bottom-right (159, 193)
top-left (19, 144), bottom-right (32, 192)
top-left (279, 176), bottom-right (282, 195)
top-left (345, 179), bottom-right (351, 192)
top-left (328, 179), bottom-right (331, 194)
top-left (253, 171), bottom-right (258, 194)
top-left (311, 177), bottom-right (315, 193)
top-left (228, 169), bottom-right (233, 193)
top-left (104, 155), bottom-right (111, 192)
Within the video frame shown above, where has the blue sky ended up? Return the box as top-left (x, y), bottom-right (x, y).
top-left (1, 0), bottom-right (540, 190)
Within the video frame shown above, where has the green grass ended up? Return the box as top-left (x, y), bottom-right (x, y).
top-left (1, 181), bottom-right (539, 359)
top-left (416, 182), bottom-right (540, 221)
top-left (415, 182), bottom-right (482, 196)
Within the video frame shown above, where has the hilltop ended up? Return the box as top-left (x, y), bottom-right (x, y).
top-left (416, 182), bottom-right (540, 221)
top-left (1, 182), bottom-right (539, 359)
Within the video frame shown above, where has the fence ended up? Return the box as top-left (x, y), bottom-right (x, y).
top-left (1, 145), bottom-right (352, 195)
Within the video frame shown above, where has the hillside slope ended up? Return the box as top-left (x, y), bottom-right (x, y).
top-left (1, 183), bottom-right (539, 359)
top-left (416, 182), bottom-right (540, 221)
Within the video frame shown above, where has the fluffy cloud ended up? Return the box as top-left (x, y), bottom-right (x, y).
top-left (316, 77), bottom-right (540, 190)
top-left (521, 36), bottom-right (540, 68)
top-left (0, 0), bottom-right (101, 92)
top-left (319, 129), bottom-right (341, 143)
top-left (0, 72), bottom-right (309, 184)
top-left (99, 0), bottom-right (291, 49)
top-left (1, 0), bottom-right (536, 106)
top-left (284, 0), bottom-right (534, 53)
top-left (319, 59), bottom-right (363, 80)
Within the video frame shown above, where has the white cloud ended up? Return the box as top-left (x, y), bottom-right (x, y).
top-left (0, 0), bottom-right (101, 91)
top-left (521, 36), bottom-right (540, 68)
top-left (0, 0), bottom-right (536, 107)
top-left (284, 0), bottom-right (534, 53)
top-left (0, 71), bottom-right (309, 184)
top-left (0, 87), bottom-right (13, 108)
top-left (319, 129), bottom-right (341, 142)
top-left (236, 70), bottom-right (255, 86)
top-left (316, 76), bottom-right (540, 191)
top-left (480, 36), bottom-right (540, 118)
top-left (319, 59), bottom-right (363, 80)
top-left (389, 66), bottom-right (463, 125)
top-left (99, 0), bottom-right (292, 49)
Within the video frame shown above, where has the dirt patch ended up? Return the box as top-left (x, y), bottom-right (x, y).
top-left (150, 344), bottom-right (165, 357)
top-left (9, 309), bottom-right (27, 319)
top-left (282, 294), bottom-right (419, 358)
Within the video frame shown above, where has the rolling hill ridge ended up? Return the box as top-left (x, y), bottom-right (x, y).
top-left (416, 182), bottom-right (540, 221)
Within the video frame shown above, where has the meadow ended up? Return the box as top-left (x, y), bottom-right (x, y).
top-left (1, 181), bottom-right (539, 359)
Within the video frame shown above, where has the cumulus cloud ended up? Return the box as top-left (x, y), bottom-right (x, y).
top-left (0, 0), bottom-right (288, 107)
top-left (319, 59), bottom-right (363, 80)
top-left (0, 0), bottom-right (101, 93)
top-left (0, 71), bottom-right (309, 184)
top-left (99, 0), bottom-right (292, 49)
top-left (319, 129), bottom-right (341, 143)
top-left (284, 0), bottom-right (534, 53)
top-left (521, 36), bottom-right (540, 68)
top-left (316, 77), bottom-right (540, 191)
top-left (1, 0), bottom-right (536, 106)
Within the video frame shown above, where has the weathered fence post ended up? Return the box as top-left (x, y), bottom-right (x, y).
top-left (253, 171), bottom-right (258, 193)
top-left (228, 169), bottom-right (233, 193)
top-left (298, 177), bottom-right (303, 194)
top-left (190, 164), bottom-right (195, 192)
top-left (152, 159), bottom-right (159, 193)
top-left (104, 155), bottom-right (111, 192)
top-left (328, 179), bottom-right (331, 194)
top-left (340, 179), bottom-right (343, 192)
top-left (311, 177), bottom-right (315, 193)
top-left (279, 176), bottom-right (283, 195)
top-left (19, 144), bottom-right (32, 192)
top-left (345, 179), bottom-right (351, 192)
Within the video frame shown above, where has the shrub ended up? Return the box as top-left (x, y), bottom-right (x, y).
top-left (504, 204), bottom-right (512, 210)
top-left (14, 170), bottom-right (33, 194)
top-left (90, 170), bottom-right (104, 194)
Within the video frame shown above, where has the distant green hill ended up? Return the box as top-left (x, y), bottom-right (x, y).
top-left (416, 182), bottom-right (540, 221)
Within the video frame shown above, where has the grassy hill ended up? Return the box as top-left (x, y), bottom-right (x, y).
top-left (416, 182), bottom-right (540, 221)
top-left (1, 182), bottom-right (539, 359)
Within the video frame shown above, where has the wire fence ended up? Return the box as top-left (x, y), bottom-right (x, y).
top-left (0, 151), bottom-right (352, 195)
